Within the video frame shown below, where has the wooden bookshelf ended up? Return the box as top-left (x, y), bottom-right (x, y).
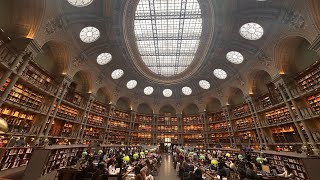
top-left (157, 134), bottom-right (178, 142)
top-left (0, 106), bottom-right (35, 134)
top-left (207, 111), bottom-right (225, 123)
top-left (183, 124), bottom-right (203, 133)
top-left (21, 61), bottom-right (54, 92)
top-left (307, 92), bottom-right (320, 115)
top-left (107, 130), bottom-right (127, 144)
top-left (7, 82), bottom-right (45, 110)
top-left (112, 110), bottom-right (129, 121)
top-left (260, 94), bottom-right (272, 108)
top-left (84, 127), bottom-right (102, 140)
top-left (183, 115), bottom-right (201, 124)
top-left (53, 103), bottom-right (79, 121)
top-left (157, 125), bottom-right (178, 133)
top-left (91, 101), bottom-right (106, 115)
top-left (158, 116), bottom-right (178, 125)
top-left (209, 122), bottom-right (229, 132)
top-left (184, 134), bottom-right (204, 144)
top-left (0, 76), bottom-right (10, 94)
top-left (270, 124), bottom-right (302, 143)
top-left (137, 124), bottom-right (152, 131)
top-left (0, 147), bottom-right (33, 171)
top-left (108, 120), bottom-right (129, 130)
top-left (136, 114), bottom-right (152, 123)
top-left (234, 130), bottom-right (258, 144)
top-left (87, 113), bottom-right (103, 126)
top-left (231, 104), bottom-right (250, 118)
top-left (210, 133), bottom-right (231, 144)
top-left (265, 106), bottom-right (296, 125)
top-left (234, 117), bottom-right (255, 130)
top-left (296, 60), bottom-right (320, 92)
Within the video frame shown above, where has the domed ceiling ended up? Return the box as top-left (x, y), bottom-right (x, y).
top-left (59, 0), bottom-right (295, 102)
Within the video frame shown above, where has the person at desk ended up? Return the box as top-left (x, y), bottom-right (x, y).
top-left (108, 161), bottom-right (117, 175)
top-left (277, 165), bottom-right (295, 179)
top-left (245, 163), bottom-right (262, 180)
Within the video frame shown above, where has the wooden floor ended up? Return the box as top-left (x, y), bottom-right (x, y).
top-left (157, 154), bottom-right (180, 180)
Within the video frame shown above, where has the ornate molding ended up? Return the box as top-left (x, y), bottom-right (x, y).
top-left (281, 10), bottom-right (305, 30)
top-left (257, 51), bottom-right (272, 68)
top-left (45, 16), bottom-right (64, 35)
top-left (72, 53), bottom-right (87, 67)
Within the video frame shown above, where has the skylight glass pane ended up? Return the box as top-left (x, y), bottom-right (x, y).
top-left (111, 69), bottom-right (124, 79)
top-left (67, 0), bottom-right (93, 7)
top-left (134, 0), bottom-right (202, 77)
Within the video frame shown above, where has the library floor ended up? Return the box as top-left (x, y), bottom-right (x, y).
top-left (157, 154), bottom-right (180, 180)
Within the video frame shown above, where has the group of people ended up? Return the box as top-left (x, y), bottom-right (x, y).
top-left (65, 146), bottom-right (162, 180)
top-left (172, 148), bottom-right (295, 180)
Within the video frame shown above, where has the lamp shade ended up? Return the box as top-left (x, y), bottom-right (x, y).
top-left (225, 153), bottom-right (231, 157)
top-left (199, 155), bottom-right (205, 160)
top-left (133, 153), bottom-right (139, 159)
top-left (123, 156), bottom-right (130, 162)
top-left (211, 159), bottom-right (219, 166)
top-left (0, 117), bottom-right (8, 134)
top-left (256, 157), bottom-right (264, 164)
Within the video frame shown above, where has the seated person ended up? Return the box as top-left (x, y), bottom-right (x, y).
top-left (277, 165), bottom-right (295, 179)
top-left (245, 163), bottom-right (262, 180)
top-left (190, 169), bottom-right (204, 180)
top-left (108, 161), bottom-right (117, 175)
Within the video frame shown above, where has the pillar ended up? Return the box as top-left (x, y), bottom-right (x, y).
top-left (222, 105), bottom-right (235, 147)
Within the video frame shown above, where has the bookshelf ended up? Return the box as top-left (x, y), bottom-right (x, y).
top-left (107, 130), bottom-right (127, 144)
top-left (260, 94), bottom-right (272, 108)
top-left (234, 117), bottom-right (255, 130)
top-left (183, 124), bottom-right (203, 133)
top-left (307, 93), bottom-right (320, 115)
top-left (0, 106), bottom-right (35, 134)
top-left (108, 120), bottom-right (129, 130)
top-left (183, 115), bottom-right (201, 124)
top-left (158, 116), bottom-right (178, 125)
top-left (7, 82), bottom-right (45, 110)
top-left (207, 111), bottom-right (225, 123)
top-left (87, 113), bottom-right (103, 126)
top-left (157, 125), bottom-right (178, 133)
top-left (111, 110), bottom-right (129, 121)
top-left (234, 130), bottom-right (258, 144)
top-left (296, 61), bottom-right (320, 92)
top-left (157, 134), bottom-right (178, 143)
top-left (231, 104), bottom-right (250, 118)
top-left (270, 124), bottom-right (302, 143)
top-left (0, 76), bottom-right (10, 94)
top-left (210, 133), bottom-right (231, 144)
top-left (264, 106), bottom-right (295, 125)
top-left (136, 114), bottom-right (153, 123)
top-left (0, 147), bottom-right (33, 171)
top-left (91, 101), bottom-right (106, 115)
top-left (84, 127), bottom-right (102, 140)
top-left (209, 122), bottom-right (229, 132)
top-left (183, 134), bottom-right (204, 144)
top-left (21, 62), bottom-right (54, 92)
top-left (54, 103), bottom-right (79, 121)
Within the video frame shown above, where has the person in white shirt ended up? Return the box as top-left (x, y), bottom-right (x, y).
top-left (277, 165), bottom-right (295, 179)
top-left (108, 161), bottom-right (117, 175)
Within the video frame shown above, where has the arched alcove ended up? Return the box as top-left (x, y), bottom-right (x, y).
top-left (308, 0), bottom-right (320, 30)
top-left (182, 104), bottom-right (199, 115)
top-left (228, 87), bottom-right (245, 106)
top-left (116, 97), bottom-right (131, 111)
top-left (206, 98), bottom-right (222, 112)
top-left (95, 87), bottom-right (111, 104)
top-left (248, 70), bottom-right (272, 95)
top-left (159, 104), bottom-right (176, 116)
top-left (137, 103), bottom-right (153, 115)
top-left (275, 36), bottom-right (319, 75)
top-left (33, 41), bottom-right (71, 77)
top-left (72, 70), bottom-right (93, 94)
top-left (0, 0), bottom-right (45, 38)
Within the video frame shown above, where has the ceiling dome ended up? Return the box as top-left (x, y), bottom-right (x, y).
top-left (123, 0), bottom-right (215, 84)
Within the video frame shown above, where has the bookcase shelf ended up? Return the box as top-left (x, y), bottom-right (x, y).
top-left (183, 115), bottom-right (201, 124)
top-left (111, 110), bottom-right (129, 121)
top-left (84, 127), bottom-right (102, 140)
top-left (296, 61), bottom-right (320, 92)
top-left (108, 120), bottom-right (129, 130)
top-left (209, 122), bottom-right (229, 132)
top-left (0, 106), bottom-right (35, 134)
top-left (231, 104), bottom-right (251, 118)
top-left (157, 125), bottom-right (178, 133)
top-left (234, 130), bottom-right (258, 144)
top-left (53, 103), bottom-right (79, 121)
top-left (87, 113), bottom-right (103, 126)
top-left (307, 92), bottom-right (320, 115)
top-left (234, 117), bottom-right (255, 130)
top-left (210, 133), bottom-right (231, 144)
top-left (184, 134), bottom-right (204, 143)
top-left (207, 111), bottom-right (225, 123)
top-left (157, 134), bottom-right (178, 142)
top-left (183, 124), bottom-right (203, 133)
top-left (264, 106), bottom-right (296, 125)
top-left (0, 147), bottom-right (33, 171)
top-left (157, 116), bottom-right (178, 125)
top-left (136, 114), bottom-right (152, 123)
top-left (7, 82), bottom-right (45, 110)
top-left (270, 124), bottom-right (303, 143)
top-left (90, 101), bottom-right (106, 115)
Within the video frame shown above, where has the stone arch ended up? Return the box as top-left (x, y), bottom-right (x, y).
top-left (159, 104), bottom-right (176, 116)
top-left (72, 70), bottom-right (93, 94)
top-left (226, 87), bottom-right (246, 106)
top-left (137, 103), bottom-right (153, 115)
top-left (116, 97), bottom-right (131, 111)
top-left (0, 0), bottom-right (45, 38)
top-left (274, 36), bottom-right (319, 75)
top-left (182, 104), bottom-right (199, 116)
top-left (33, 40), bottom-right (71, 77)
top-left (95, 87), bottom-right (111, 104)
top-left (247, 69), bottom-right (273, 96)
top-left (205, 97), bottom-right (222, 112)
top-left (308, 0), bottom-right (320, 31)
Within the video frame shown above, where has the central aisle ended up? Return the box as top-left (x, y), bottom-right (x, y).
top-left (157, 154), bottom-right (180, 180)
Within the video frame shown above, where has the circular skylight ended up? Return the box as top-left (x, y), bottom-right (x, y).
top-left (111, 69), bottom-right (124, 79)
top-left (163, 89), bottom-right (173, 97)
top-left (144, 86), bottom-right (154, 95)
top-left (226, 51), bottom-right (244, 64)
top-left (79, 26), bottom-right (100, 43)
top-left (97, 53), bottom-right (112, 65)
top-left (182, 87), bottom-right (192, 96)
top-left (213, 69), bottom-right (227, 79)
top-left (239, 23), bottom-right (264, 40)
top-left (126, 80), bottom-right (137, 89)
top-left (67, 0), bottom-right (93, 7)
top-left (199, 80), bottom-right (210, 90)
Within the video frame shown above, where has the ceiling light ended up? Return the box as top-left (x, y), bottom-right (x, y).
top-left (97, 53), bottom-right (112, 65)
top-left (67, 0), bottom-right (93, 7)
top-left (80, 26), bottom-right (100, 43)
top-left (213, 69), bottom-right (227, 79)
top-left (111, 69), bottom-right (124, 79)
top-left (126, 80), bottom-right (137, 89)
top-left (144, 86), bottom-right (154, 95)
top-left (163, 89), bottom-right (173, 97)
top-left (239, 22), bottom-right (264, 40)
top-left (199, 80), bottom-right (210, 90)
top-left (226, 51), bottom-right (244, 64)
top-left (182, 87), bottom-right (192, 96)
